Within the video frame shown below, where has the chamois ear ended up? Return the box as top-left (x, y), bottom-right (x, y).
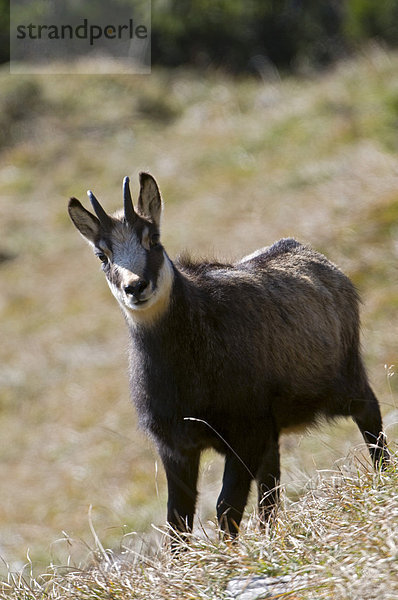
top-left (68, 197), bottom-right (100, 245)
top-left (137, 172), bottom-right (162, 227)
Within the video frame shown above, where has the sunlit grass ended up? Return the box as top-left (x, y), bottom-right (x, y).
top-left (1, 456), bottom-right (397, 599)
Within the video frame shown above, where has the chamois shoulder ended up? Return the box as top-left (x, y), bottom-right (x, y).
top-left (175, 252), bottom-right (234, 277)
top-left (238, 237), bottom-right (343, 274)
top-left (238, 238), bottom-right (303, 266)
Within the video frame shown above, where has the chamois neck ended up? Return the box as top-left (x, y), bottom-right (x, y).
top-left (125, 253), bottom-right (221, 334)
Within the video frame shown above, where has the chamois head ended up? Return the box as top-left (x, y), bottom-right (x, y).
top-left (68, 173), bottom-right (173, 324)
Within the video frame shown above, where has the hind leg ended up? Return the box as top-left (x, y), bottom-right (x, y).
top-left (351, 385), bottom-right (390, 468)
top-left (256, 438), bottom-right (280, 526)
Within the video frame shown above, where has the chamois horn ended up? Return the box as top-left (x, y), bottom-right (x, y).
top-left (123, 176), bottom-right (137, 225)
top-left (87, 190), bottom-right (112, 228)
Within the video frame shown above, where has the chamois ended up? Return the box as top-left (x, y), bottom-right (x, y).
top-left (68, 172), bottom-right (389, 538)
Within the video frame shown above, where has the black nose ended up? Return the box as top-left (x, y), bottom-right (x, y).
top-left (124, 279), bottom-right (148, 298)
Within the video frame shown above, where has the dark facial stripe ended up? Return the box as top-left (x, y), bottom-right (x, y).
top-left (144, 244), bottom-right (164, 290)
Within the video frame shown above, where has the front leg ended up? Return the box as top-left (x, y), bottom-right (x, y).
top-left (216, 452), bottom-right (255, 537)
top-left (160, 448), bottom-right (200, 540)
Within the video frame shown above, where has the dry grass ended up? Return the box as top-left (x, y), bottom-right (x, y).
top-left (0, 45), bottom-right (397, 584)
top-left (1, 455), bottom-right (397, 599)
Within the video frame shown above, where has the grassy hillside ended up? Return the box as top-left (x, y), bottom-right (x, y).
top-left (0, 46), bottom-right (397, 587)
top-left (2, 463), bottom-right (398, 599)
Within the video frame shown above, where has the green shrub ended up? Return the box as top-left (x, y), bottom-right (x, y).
top-left (151, 0), bottom-right (346, 72)
top-left (2, 0), bottom-right (398, 72)
top-left (345, 0), bottom-right (398, 46)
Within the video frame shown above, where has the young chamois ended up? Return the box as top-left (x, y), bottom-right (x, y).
top-left (68, 173), bottom-right (389, 539)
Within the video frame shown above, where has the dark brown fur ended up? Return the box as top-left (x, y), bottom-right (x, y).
top-left (129, 237), bottom-right (388, 536)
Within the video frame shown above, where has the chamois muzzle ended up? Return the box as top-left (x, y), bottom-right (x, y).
top-left (125, 278), bottom-right (149, 302)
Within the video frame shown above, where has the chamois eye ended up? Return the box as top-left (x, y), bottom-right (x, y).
top-left (150, 233), bottom-right (160, 247)
top-left (97, 253), bottom-right (108, 264)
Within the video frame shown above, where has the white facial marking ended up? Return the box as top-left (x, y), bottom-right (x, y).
top-left (111, 224), bottom-right (147, 274)
top-left (121, 252), bottom-right (174, 327)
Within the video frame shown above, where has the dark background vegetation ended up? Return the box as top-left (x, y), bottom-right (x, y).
top-left (1, 0), bottom-right (398, 72)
